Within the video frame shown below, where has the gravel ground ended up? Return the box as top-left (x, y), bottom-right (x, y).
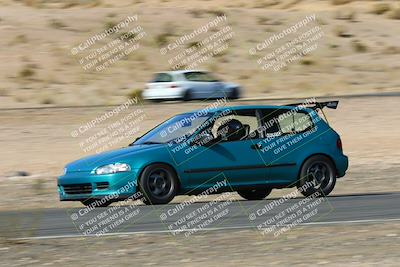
top-left (1, 222), bottom-right (399, 267)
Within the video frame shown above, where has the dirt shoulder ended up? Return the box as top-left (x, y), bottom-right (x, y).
top-left (1, 221), bottom-right (399, 266)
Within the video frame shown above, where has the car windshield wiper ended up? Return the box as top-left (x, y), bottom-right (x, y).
top-left (140, 141), bottom-right (165, 145)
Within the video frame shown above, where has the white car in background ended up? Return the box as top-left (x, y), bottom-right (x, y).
top-left (142, 70), bottom-right (241, 101)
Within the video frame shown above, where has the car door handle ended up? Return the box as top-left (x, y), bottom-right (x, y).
top-left (250, 144), bottom-right (262, 150)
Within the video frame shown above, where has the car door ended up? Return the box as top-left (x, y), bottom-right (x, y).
top-left (197, 72), bottom-right (225, 98)
top-left (182, 71), bottom-right (210, 98)
top-left (173, 109), bottom-right (269, 190)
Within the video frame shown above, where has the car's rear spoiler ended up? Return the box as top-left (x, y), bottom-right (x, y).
top-left (286, 100), bottom-right (339, 110)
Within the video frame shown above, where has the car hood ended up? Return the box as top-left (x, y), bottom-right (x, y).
top-left (65, 144), bottom-right (161, 172)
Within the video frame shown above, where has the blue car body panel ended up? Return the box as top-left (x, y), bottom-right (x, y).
top-left (58, 105), bottom-right (348, 201)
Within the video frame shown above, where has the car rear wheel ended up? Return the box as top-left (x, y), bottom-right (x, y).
top-left (183, 90), bottom-right (192, 101)
top-left (237, 188), bottom-right (272, 200)
top-left (297, 155), bottom-right (336, 197)
top-left (139, 164), bottom-right (178, 205)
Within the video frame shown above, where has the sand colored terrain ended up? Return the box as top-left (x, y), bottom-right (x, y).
top-left (0, 0), bottom-right (400, 108)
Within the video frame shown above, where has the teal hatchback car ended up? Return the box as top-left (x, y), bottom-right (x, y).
top-left (58, 101), bottom-right (348, 207)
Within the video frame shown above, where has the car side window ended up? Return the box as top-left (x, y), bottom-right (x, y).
top-left (152, 73), bottom-right (173, 82)
top-left (292, 112), bottom-right (313, 132)
top-left (210, 110), bottom-right (260, 142)
top-left (184, 72), bottom-right (201, 82)
top-left (260, 109), bottom-right (314, 135)
top-left (198, 72), bottom-right (218, 82)
top-left (184, 72), bottom-right (217, 82)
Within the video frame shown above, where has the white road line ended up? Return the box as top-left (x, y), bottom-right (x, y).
top-left (12, 218), bottom-right (400, 240)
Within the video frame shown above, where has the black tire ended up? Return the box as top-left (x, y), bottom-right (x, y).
top-left (139, 164), bottom-right (179, 205)
top-left (237, 188), bottom-right (272, 200)
top-left (297, 155), bottom-right (336, 197)
top-left (183, 90), bottom-right (192, 101)
top-left (149, 99), bottom-right (163, 103)
top-left (228, 87), bottom-right (239, 100)
top-left (81, 198), bottom-right (113, 207)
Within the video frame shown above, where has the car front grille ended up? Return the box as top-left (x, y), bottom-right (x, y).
top-left (63, 183), bottom-right (92, 195)
top-left (96, 182), bottom-right (109, 190)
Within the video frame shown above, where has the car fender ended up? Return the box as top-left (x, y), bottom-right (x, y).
top-left (129, 148), bottom-right (189, 190)
top-left (291, 129), bottom-right (344, 179)
top-left (222, 82), bottom-right (241, 96)
top-left (222, 82), bottom-right (240, 90)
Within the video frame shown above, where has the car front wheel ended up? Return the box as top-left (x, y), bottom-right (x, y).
top-left (297, 155), bottom-right (336, 197)
top-left (228, 87), bottom-right (239, 99)
top-left (139, 164), bottom-right (178, 205)
top-left (237, 188), bottom-right (272, 200)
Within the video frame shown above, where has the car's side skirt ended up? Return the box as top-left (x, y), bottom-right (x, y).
top-left (183, 163), bottom-right (296, 174)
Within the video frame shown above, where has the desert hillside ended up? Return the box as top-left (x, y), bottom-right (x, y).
top-left (0, 0), bottom-right (399, 107)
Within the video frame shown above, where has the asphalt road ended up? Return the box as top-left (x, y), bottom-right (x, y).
top-left (1, 192), bottom-right (399, 239)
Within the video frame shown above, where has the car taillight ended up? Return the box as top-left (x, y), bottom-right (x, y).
top-left (336, 138), bottom-right (343, 151)
top-left (170, 84), bottom-right (178, 89)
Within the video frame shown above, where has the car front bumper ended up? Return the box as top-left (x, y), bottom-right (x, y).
top-left (58, 170), bottom-right (139, 201)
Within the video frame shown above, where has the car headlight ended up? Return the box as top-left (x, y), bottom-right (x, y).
top-left (94, 163), bottom-right (131, 175)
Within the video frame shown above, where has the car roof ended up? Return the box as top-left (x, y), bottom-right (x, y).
top-left (183, 105), bottom-right (312, 115)
top-left (155, 70), bottom-right (209, 75)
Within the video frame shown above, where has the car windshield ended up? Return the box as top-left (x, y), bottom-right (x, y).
top-left (133, 112), bottom-right (214, 145)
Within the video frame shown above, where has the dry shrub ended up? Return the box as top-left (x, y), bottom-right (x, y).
top-left (254, 0), bottom-right (280, 8)
top-left (333, 25), bottom-right (353, 38)
top-left (127, 89), bottom-right (143, 101)
top-left (387, 7), bottom-right (400, 19)
top-left (331, 0), bottom-right (353, 5)
top-left (335, 9), bottom-right (356, 21)
top-left (300, 58), bottom-right (315, 66)
top-left (40, 97), bottom-right (54, 105)
top-left (49, 19), bottom-right (66, 29)
top-left (371, 3), bottom-right (391, 15)
top-left (382, 46), bottom-right (400, 54)
top-left (352, 40), bottom-right (367, 53)
top-left (189, 9), bottom-right (204, 18)
top-left (19, 65), bottom-right (36, 78)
